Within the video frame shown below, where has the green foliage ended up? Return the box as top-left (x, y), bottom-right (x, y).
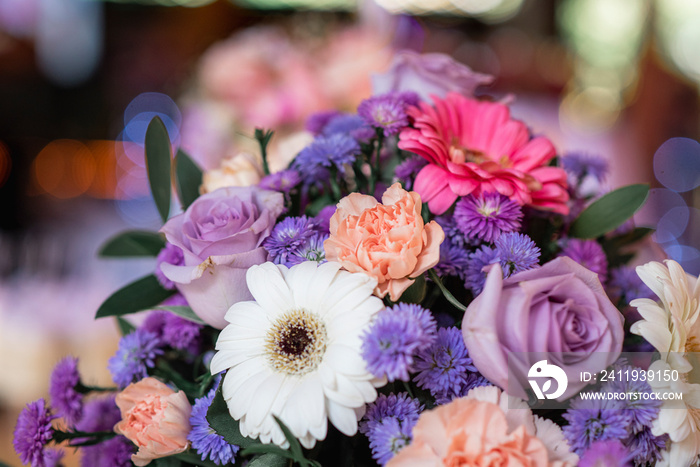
top-left (155, 305), bottom-right (206, 325)
top-left (95, 275), bottom-right (174, 319)
top-left (145, 116), bottom-right (173, 223)
top-left (206, 386), bottom-right (260, 449)
top-left (99, 230), bottom-right (165, 257)
top-left (174, 149), bottom-right (203, 210)
top-left (569, 184), bottom-right (649, 239)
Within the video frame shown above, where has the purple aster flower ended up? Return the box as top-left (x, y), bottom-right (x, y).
top-left (13, 398), bottom-right (56, 466)
top-left (463, 245), bottom-right (499, 294)
top-left (155, 243), bottom-right (184, 290)
top-left (258, 169), bottom-right (301, 193)
top-left (292, 134), bottom-right (360, 184)
top-left (75, 394), bottom-right (121, 433)
top-left (563, 397), bottom-right (631, 455)
top-left (287, 233), bottom-right (328, 266)
top-left (494, 232), bottom-right (540, 277)
top-left (366, 417), bottom-right (413, 465)
top-left (413, 327), bottom-right (477, 397)
top-left (141, 310), bottom-right (167, 340)
top-left (107, 329), bottom-right (163, 388)
top-left (263, 216), bottom-right (317, 266)
top-left (306, 110), bottom-right (341, 135)
top-left (358, 93), bottom-right (410, 136)
top-left (562, 152), bottom-right (609, 182)
top-left (322, 113), bottom-right (373, 141)
top-left (189, 383), bottom-right (239, 465)
top-left (434, 215), bottom-right (470, 248)
top-left (434, 373), bottom-right (491, 405)
top-left (625, 427), bottom-right (667, 466)
top-left (48, 356), bottom-right (83, 426)
top-left (162, 313), bottom-right (202, 353)
top-left (579, 440), bottom-right (632, 467)
top-left (394, 156), bottom-right (427, 191)
top-left (601, 365), bottom-right (661, 433)
top-left (313, 205), bottom-right (335, 234)
top-left (41, 448), bottom-right (65, 467)
top-left (80, 436), bottom-right (133, 467)
top-left (608, 266), bottom-right (654, 304)
top-left (361, 304), bottom-right (437, 382)
top-left (558, 238), bottom-right (608, 280)
top-left (392, 91), bottom-right (420, 107)
top-left (453, 192), bottom-right (523, 243)
top-left (434, 238), bottom-right (469, 280)
top-left (360, 392), bottom-right (422, 435)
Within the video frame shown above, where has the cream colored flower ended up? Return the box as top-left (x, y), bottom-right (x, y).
top-left (200, 152), bottom-right (263, 193)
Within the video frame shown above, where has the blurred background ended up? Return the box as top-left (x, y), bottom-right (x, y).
top-left (1, 0), bottom-right (699, 464)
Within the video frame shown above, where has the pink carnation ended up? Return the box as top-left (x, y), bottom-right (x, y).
top-left (398, 93), bottom-right (569, 215)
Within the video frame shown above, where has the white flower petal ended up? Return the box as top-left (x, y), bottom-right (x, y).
top-left (324, 372), bottom-right (364, 407)
top-left (246, 263), bottom-right (295, 314)
top-left (326, 399), bottom-right (359, 436)
top-left (324, 344), bottom-right (368, 377)
top-left (245, 372), bottom-right (287, 431)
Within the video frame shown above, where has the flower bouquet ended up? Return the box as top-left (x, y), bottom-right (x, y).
top-left (15, 52), bottom-right (698, 467)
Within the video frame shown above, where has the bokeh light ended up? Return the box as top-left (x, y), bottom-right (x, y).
top-left (653, 137), bottom-right (700, 193)
top-left (32, 139), bottom-right (97, 198)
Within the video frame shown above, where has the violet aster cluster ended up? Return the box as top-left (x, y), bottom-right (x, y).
top-left (306, 110), bottom-right (342, 135)
top-left (263, 216), bottom-right (320, 266)
top-left (393, 156), bottom-right (427, 191)
top-left (13, 398), bottom-right (57, 466)
top-left (189, 383), bottom-right (239, 465)
top-left (434, 239), bottom-right (470, 281)
top-left (361, 304), bottom-right (437, 382)
top-left (601, 365), bottom-right (661, 432)
top-left (321, 113), bottom-right (374, 141)
top-left (141, 308), bottom-right (201, 353)
top-left (360, 392), bottom-right (422, 465)
top-left (608, 266), bottom-right (654, 304)
top-left (562, 152), bottom-right (609, 182)
top-left (433, 372), bottom-right (491, 405)
top-left (463, 245), bottom-right (499, 294)
top-left (292, 133), bottom-right (360, 184)
top-left (80, 437), bottom-right (134, 467)
top-left (155, 242), bottom-right (184, 290)
top-left (357, 92), bottom-right (412, 136)
top-left (434, 214), bottom-right (470, 248)
top-left (75, 394), bottom-right (121, 432)
top-left (286, 233), bottom-right (328, 265)
top-left (107, 329), bottom-right (164, 388)
top-left (453, 192), bottom-right (523, 243)
top-left (412, 327), bottom-right (478, 399)
top-left (563, 397), bottom-right (631, 455)
top-left (578, 440), bottom-right (632, 467)
top-left (48, 356), bottom-right (83, 427)
top-left (558, 238), bottom-right (608, 280)
top-left (494, 232), bottom-right (541, 277)
top-left (258, 169), bottom-right (302, 193)
top-left (626, 427), bottom-right (667, 466)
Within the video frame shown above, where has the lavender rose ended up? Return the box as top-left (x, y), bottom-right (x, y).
top-left (462, 256), bottom-right (624, 401)
top-left (371, 50), bottom-right (494, 102)
top-left (159, 186), bottom-right (284, 328)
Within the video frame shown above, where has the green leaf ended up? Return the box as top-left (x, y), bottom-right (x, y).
top-left (272, 416), bottom-right (304, 462)
top-left (254, 128), bottom-right (274, 175)
top-left (206, 385), bottom-right (260, 448)
top-left (240, 444), bottom-right (295, 460)
top-left (247, 453), bottom-right (289, 467)
top-left (145, 116), bottom-right (172, 223)
top-left (99, 230), bottom-right (165, 257)
top-left (154, 305), bottom-right (206, 325)
top-left (95, 275), bottom-right (175, 319)
top-left (398, 273), bottom-right (427, 304)
top-left (116, 316), bottom-right (135, 336)
top-left (174, 148), bottom-right (203, 210)
top-left (569, 184), bottom-right (649, 239)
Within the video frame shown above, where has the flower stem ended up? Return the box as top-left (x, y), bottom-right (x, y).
top-left (53, 430), bottom-right (115, 444)
top-left (369, 130), bottom-right (384, 196)
top-left (428, 269), bottom-right (467, 312)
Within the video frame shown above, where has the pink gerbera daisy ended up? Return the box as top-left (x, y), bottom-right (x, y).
top-left (398, 93), bottom-right (569, 215)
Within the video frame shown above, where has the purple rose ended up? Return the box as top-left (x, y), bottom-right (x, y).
top-left (462, 256), bottom-right (624, 401)
top-left (371, 50), bottom-right (494, 103)
top-left (159, 186), bottom-right (284, 328)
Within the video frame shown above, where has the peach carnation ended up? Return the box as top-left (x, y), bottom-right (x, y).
top-left (398, 92), bottom-right (569, 215)
top-left (114, 377), bottom-right (191, 466)
top-left (387, 397), bottom-right (549, 467)
top-left (324, 183), bottom-right (444, 301)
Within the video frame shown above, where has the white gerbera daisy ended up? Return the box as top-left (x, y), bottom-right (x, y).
top-left (209, 261), bottom-right (386, 449)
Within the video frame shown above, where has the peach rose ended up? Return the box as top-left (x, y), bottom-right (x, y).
top-left (324, 183), bottom-right (444, 301)
top-left (387, 398), bottom-right (549, 467)
top-left (114, 377), bottom-right (191, 466)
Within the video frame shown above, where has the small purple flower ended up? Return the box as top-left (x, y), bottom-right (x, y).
top-left (434, 238), bottom-right (470, 280)
top-left (579, 440), bottom-right (632, 467)
top-left (162, 313), bottom-right (202, 353)
top-left (313, 205), bottom-right (335, 234)
top-left (625, 427), bottom-right (667, 466)
top-left (361, 304), bottom-right (437, 382)
top-left (608, 266), bottom-right (654, 304)
top-left (306, 110), bottom-right (341, 135)
top-left (292, 134), bottom-right (360, 184)
top-left (189, 382), bottom-right (239, 465)
top-left (602, 365), bottom-right (661, 433)
top-left (48, 356), bottom-right (83, 427)
top-left (558, 238), bottom-right (608, 280)
top-left (75, 394), bottom-right (121, 433)
top-left (434, 373), bottom-right (491, 405)
top-left (434, 214), bottom-right (470, 248)
top-left (322, 114), bottom-right (373, 141)
top-left (42, 448), bottom-right (65, 467)
top-left (358, 93), bottom-right (410, 136)
top-left (263, 216), bottom-right (317, 266)
top-left (141, 310), bottom-right (167, 340)
top-left (360, 393), bottom-right (421, 466)
top-left (562, 152), bottom-right (609, 182)
top-left (107, 329), bottom-right (163, 388)
top-left (413, 327), bottom-right (477, 397)
top-left (453, 192), bottom-right (523, 243)
top-left (563, 397), bottom-right (631, 455)
top-left (258, 169), bottom-right (301, 193)
top-left (286, 233), bottom-right (328, 265)
top-left (463, 245), bottom-right (499, 294)
top-left (13, 398), bottom-right (56, 466)
top-left (494, 232), bottom-right (540, 277)
top-left (394, 156), bottom-right (428, 191)
top-left (155, 243), bottom-right (184, 290)
top-left (366, 417), bottom-right (413, 465)
top-left (80, 437), bottom-right (133, 467)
